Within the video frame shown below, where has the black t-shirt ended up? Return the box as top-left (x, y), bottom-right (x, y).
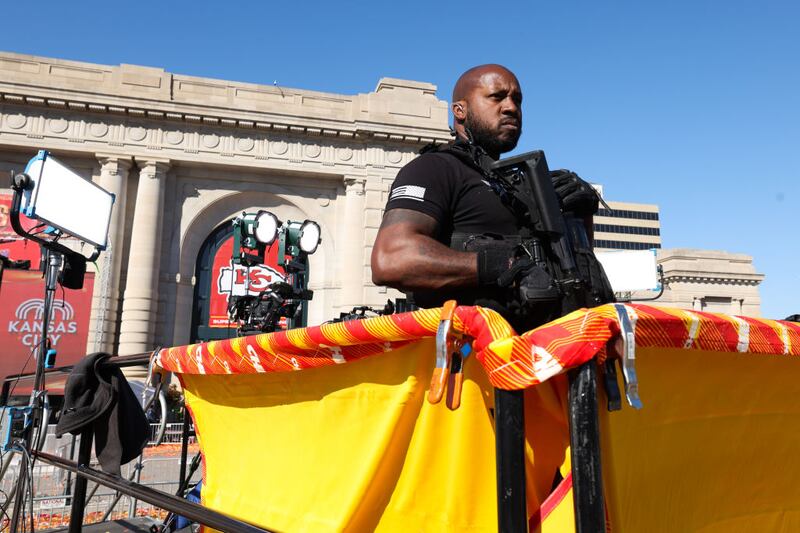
top-left (385, 151), bottom-right (518, 242)
top-left (382, 148), bottom-right (614, 331)
top-left (384, 151), bottom-right (521, 310)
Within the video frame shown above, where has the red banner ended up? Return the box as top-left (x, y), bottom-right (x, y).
top-left (208, 237), bottom-right (287, 328)
top-left (1, 192), bottom-right (42, 269)
top-left (0, 269), bottom-right (95, 381)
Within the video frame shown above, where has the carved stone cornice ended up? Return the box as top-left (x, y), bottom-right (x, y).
top-left (0, 104), bottom-right (420, 173)
top-left (0, 52), bottom-right (451, 145)
top-left (663, 275), bottom-right (763, 286)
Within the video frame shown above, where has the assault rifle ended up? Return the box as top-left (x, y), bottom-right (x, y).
top-left (490, 151), bottom-right (608, 533)
top-left (491, 151), bottom-right (593, 312)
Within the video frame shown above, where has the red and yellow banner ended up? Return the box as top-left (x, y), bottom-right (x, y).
top-left (158, 303), bottom-right (800, 387)
top-left (156, 306), bottom-right (800, 532)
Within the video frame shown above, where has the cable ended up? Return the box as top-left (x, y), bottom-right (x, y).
top-left (0, 293), bottom-right (59, 527)
top-left (0, 487), bottom-right (12, 526)
top-left (0, 338), bottom-right (45, 505)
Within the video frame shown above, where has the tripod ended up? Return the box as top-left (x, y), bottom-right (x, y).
top-left (8, 250), bottom-right (62, 531)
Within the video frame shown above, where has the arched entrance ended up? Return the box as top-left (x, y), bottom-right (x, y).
top-left (189, 220), bottom-right (288, 343)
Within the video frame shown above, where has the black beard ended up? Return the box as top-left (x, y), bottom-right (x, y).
top-left (464, 115), bottom-right (520, 158)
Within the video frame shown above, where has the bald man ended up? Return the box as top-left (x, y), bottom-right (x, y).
top-left (369, 65), bottom-right (528, 322)
top-left (371, 64), bottom-right (601, 330)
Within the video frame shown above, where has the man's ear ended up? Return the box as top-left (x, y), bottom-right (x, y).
top-left (452, 101), bottom-right (466, 121)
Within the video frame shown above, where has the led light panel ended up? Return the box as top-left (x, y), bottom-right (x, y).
top-left (22, 151), bottom-right (115, 249)
top-left (595, 249), bottom-right (660, 293)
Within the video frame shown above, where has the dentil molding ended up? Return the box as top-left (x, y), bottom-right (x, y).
top-left (0, 104), bottom-right (420, 174)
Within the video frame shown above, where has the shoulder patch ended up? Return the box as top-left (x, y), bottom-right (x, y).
top-left (389, 184), bottom-right (426, 202)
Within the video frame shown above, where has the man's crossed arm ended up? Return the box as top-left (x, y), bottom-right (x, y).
top-left (370, 208), bottom-right (477, 292)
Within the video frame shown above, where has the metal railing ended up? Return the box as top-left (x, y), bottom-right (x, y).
top-left (151, 422), bottom-right (196, 446)
top-left (0, 424), bottom-right (202, 530)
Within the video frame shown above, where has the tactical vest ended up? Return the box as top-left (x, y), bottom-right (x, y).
top-left (423, 140), bottom-right (615, 329)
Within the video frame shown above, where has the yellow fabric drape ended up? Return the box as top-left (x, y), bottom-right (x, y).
top-left (183, 339), bottom-right (573, 532)
top-left (168, 306), bottom-right (800, 532)
top-left (601, 346), bottom-right (800, 532)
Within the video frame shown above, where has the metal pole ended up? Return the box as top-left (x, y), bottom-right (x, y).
top-left (127, 456), bottom-right (144, 518)
top-left (68, 429), bottom-right (93, 533)
top-left (8, 450), bottom-right (28, 532)
top-left (101, 462), bottom-right (143, 522)
top-left (568, 361), bottom-right (605, 533)
top-left (63, 434), bottom-right (77, 505)
top-left (161, 453), bottom-right (202, 531)
top-left (34, 449), bottom-right (273, 533)
top-left (33, 252), bottom-right (61, 393)
top-left (9, 251), bottom-right (62, 532)
top-left (300, 257), bottom-right (309, 327)
top-left (178, 406), bottom-right (191, 488)
top-left (494, 388), bottom-right (527, 533)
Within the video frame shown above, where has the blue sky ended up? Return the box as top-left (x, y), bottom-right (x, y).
top-left (2, 1), bottom-right (797, 319)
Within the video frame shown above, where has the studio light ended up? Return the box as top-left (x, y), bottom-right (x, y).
top-left (235, 213), bottom-right (259, 250)
top-left (298, 220), bottom-right (321, 254)
top-left (233, 210), bottom-right (321, 267)
top-left (594, 249), bottom-right (661, 293)
top-left (282, 220), bottom-right (321, 257)
top-left (20, 150), bottom-right (115, 250)
top-left (254, 211), bottom-right (279, 245)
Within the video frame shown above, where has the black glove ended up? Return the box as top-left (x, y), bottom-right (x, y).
top-left (550, 169), bottom-right (600, 217)
top-left (498, 257), bottom-right (560, 303)
top-left (478, 250), bottom-right (560, 303)
top-left (496, 256), bottom-right (536, 287)
top-left (477, 247), bottom-right (516, 286)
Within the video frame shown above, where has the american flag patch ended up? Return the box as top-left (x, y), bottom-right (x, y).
top-left (389, 185), bottom-right (426, 202)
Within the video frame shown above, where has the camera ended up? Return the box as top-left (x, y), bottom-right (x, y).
top-left (228, 281), bottom-right (313, 336)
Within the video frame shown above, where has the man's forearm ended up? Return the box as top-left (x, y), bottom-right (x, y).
top-left (372, 232), bottom-right (477, 291)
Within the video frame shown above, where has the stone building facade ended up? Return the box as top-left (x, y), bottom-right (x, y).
top-left (0, 52), bottom-right (766, 366)
top-left (0, 51), bottom-right (450, 356)
top-left (654, 248), bottom-right (764, 317)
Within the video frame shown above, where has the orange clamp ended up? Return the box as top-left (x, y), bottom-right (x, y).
top-left (429, 301), bottom-right (470, 410)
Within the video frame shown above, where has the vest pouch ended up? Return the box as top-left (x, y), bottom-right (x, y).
top-left (518, 265), bottom-right (560, 304)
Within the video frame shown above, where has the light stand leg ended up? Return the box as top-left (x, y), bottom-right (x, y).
top-left (8, 451), bottom-right (29, 532)
top-left (9, 251), bottom-right (62, 532)
top-left (127, 455), bottom-right (144, 519)
top-left (68, 429), bottom-right (93, 533)
top-left (178, 407), bottom-right (190, 488)
top-left (64, 434), bottom-right (77, 505)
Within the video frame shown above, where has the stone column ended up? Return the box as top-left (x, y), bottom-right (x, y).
top-left (89, 155), bottom-right (132, 352)
top-left (339, 176), bottom-right (366, 310)
top-left (118, 159), bottom-right (170, 355)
